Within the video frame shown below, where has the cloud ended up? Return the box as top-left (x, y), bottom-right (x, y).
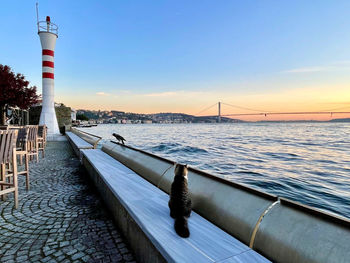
top-left (283, 66), bottom-right (333, 73)
top-left (142, 90), bottom-right (211, 98)
top-left (144, 91), bottom-right (177, 97)
top-left (120, 90), bottom-right (131, 94)
top-left (319, 101), bottom-right (350, 105)
top-left (96, 92), bottom-right (109, 96)
top-left (283, 63), bottom-right (350, 73)
top-left (332, 60), bottom-right (350, 65)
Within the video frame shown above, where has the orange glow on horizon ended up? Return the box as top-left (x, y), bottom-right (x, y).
top-left (56, 82), bottom-right (350, 121)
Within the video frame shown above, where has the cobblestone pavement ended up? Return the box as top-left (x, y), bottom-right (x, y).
top-left (0, 141), bottom-right (136, 263)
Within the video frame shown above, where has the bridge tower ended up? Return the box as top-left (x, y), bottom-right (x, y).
top-left (218, 102), bottom-right (221, 123)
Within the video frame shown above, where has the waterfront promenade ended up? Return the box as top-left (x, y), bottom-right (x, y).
top-left (0, 141), bottom-right (136, 263)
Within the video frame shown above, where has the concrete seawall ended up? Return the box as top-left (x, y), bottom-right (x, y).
top-left (82, 157), bottom-right (166, 263)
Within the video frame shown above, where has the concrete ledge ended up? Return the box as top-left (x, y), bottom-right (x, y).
top-left (82, 155), bottom-right (167, 263)
top-left (81, 149), bottom-right (270, 263)
top-left (66, 132), bottom-right (93, 158)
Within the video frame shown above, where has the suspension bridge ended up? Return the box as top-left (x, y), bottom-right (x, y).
top-left (194, 102), bottom-right (350, 122)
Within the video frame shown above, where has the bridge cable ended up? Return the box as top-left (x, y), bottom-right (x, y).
top-left (194, 103), bottom-right (218, 116)
top-left (221, 102), bottom-right (276, 113)
top-left (320, 105), bottom-right (350, 111)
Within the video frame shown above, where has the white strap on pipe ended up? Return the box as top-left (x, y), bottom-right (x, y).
top-left (157, 163), bottom-right (176, 188)
top-left (249, 200), bottom-right (280, 248)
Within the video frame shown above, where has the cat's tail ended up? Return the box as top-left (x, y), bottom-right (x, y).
top-left (174, 216), bottom-right (190, 238)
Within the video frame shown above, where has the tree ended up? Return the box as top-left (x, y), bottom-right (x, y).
top-left (76, 114), bottom-right (89, 121)
top-left (0, 64), bottom-right (39, 125)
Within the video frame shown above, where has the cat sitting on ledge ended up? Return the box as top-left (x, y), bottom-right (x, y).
top-left (168, 163), bottom-right (192, 238)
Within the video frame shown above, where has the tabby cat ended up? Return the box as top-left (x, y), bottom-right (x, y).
top-left (168, 164), bottom-right (192, 238)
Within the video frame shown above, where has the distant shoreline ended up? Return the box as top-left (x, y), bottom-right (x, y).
top-left (80, 119), bottom-right (350, 125)
top-left (255, 118), bottom-right (350, 123)
top-left (76, 109), bottom-right (350, 124)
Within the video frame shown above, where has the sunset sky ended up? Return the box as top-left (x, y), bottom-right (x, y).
top-left (1, 1), bottom-right (350, 120)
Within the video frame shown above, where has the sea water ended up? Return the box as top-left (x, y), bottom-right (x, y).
top-left (80, 122), bottom-right (350, 219)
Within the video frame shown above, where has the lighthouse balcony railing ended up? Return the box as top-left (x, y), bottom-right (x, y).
top-left (37, 21), bottom-right (58, 35)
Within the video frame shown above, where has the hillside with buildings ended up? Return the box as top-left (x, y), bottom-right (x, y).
top-left (76, 109), bottom-right (243, 124)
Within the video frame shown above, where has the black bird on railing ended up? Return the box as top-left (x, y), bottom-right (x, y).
top-left (112, 133), bottom-right (126, 145)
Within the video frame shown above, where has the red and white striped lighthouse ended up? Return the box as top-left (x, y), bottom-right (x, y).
top-left (38, 16), bottom-right (59, 135)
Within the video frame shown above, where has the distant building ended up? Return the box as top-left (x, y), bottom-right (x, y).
top-left (71, 109), bottom-right (76, 121)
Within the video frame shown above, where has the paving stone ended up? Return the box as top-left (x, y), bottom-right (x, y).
top-left (0, 141), bottom-right (136, 263)
top-left (123, 254), bottom-right (134, 261)
top-left (71, 252), bottom-right (85, 260)
top-left (30, 255), bottom-right (42, 262)
top-left (16, 249), bottom-right (27, 256)
top-left (56, 255), bottom-right (66, 262)
top-left (29, 250), bottom-right (41, 257)
top-left (0, 255), bottom-right (14, 262)
top-left (40, 256), bottom-right (53, 263)
top-left (59, 241), bottom-right (70, 248)
top-left (54, 250), bottom-right (63, 257)
top-left (43, 249), bottom-right (55, 257)
top-left (16, 255), bottom-right (29, 261)
top-left (112, 254), bottom-right (123, 261)
top-left (66, 249), bottom-right (78, 256)
top-left (81, 255), bottom-right (90, 262)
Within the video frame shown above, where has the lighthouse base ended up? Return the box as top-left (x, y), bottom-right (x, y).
top-left (39, 109), bottom-right (60, 135)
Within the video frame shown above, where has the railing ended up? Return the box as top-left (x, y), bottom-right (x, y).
top-left (75, 129), bottom-right (102, 140)
top-left (37, 21), bottom-right (58, 35)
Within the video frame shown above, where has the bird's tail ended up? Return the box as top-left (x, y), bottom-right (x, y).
top-left (174, 216), bottom-right (190, 238)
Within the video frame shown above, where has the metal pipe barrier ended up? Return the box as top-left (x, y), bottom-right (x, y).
top-left (102, 141), bottom-right (277, 245)
top-left (71, 127), bottom-right (101, 148)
